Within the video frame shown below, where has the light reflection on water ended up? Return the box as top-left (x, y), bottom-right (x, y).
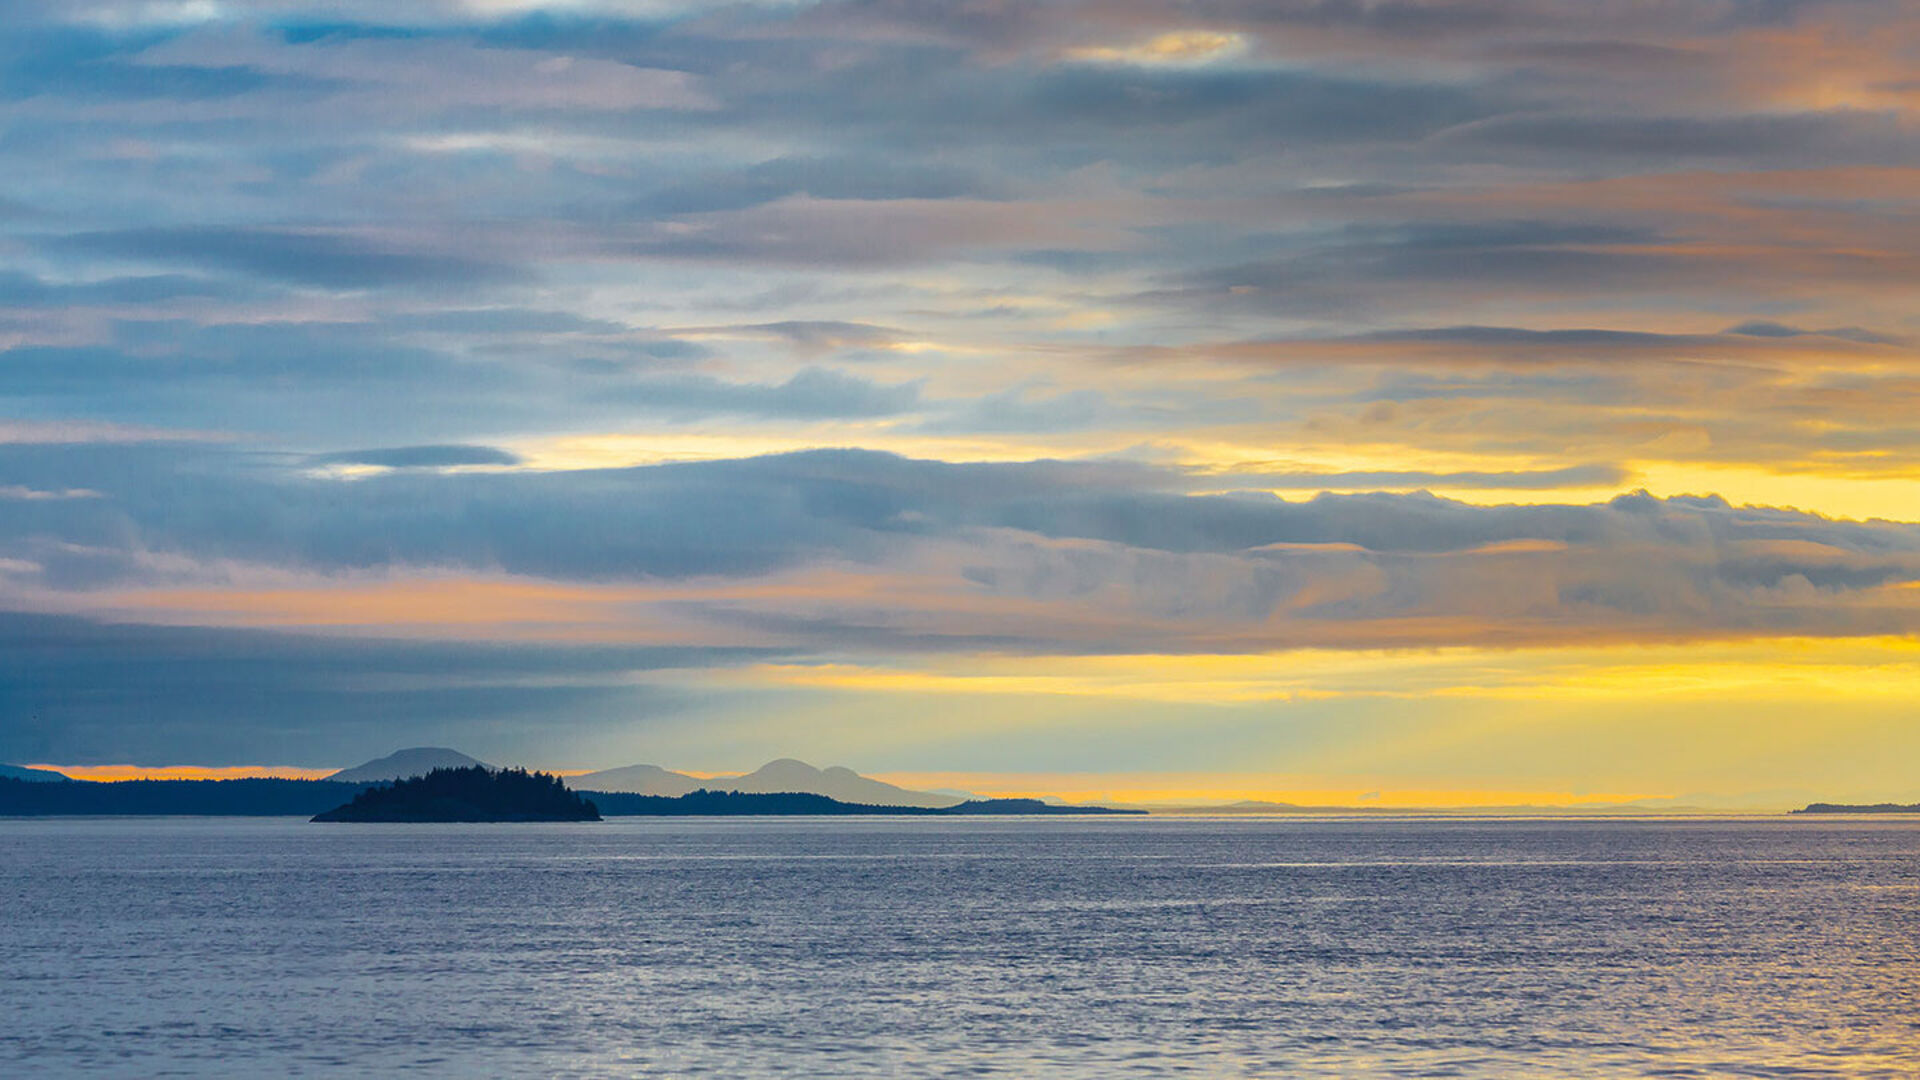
top-left (2, 816), bottom-right (1917, 1077)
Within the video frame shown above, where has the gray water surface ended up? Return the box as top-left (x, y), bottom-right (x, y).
top-left (3, 816), bottom-right (1917, 1077)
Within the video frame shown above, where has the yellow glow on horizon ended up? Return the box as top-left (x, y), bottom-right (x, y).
top-left (1441, 653), bottom-right (1920, 702)
top-left (1627, 462), bottom-right (1920, 522)
top-left (29, 640), bottom-right (1920, 806)
top-left (39, 764), bottom-right (339, 782)
top-left (863, 774), bottom-right (1667, 809)
top-left (725, 637), bottom-right (1920, 706)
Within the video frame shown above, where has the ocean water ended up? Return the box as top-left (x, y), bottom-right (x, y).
top-left (2, 817), bottom-right (1917, 1077)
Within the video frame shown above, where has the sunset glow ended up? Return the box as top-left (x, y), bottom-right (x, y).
top-left (2, 0), bottom-right (1919, 809)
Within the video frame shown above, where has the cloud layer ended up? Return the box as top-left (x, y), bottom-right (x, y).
top-left (4, 0), bottom-right (1920, 785)
top-left (10, 446), bottom-right (1920, 654)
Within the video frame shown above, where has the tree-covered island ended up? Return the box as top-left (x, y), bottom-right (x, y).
top-left (312, 766), bottom-right (601, 822)
top-left (1790, 802), bottom-right (1920, 814)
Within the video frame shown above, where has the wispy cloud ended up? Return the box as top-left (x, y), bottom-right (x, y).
top-left (5, 0), bottom-right (1920, 787)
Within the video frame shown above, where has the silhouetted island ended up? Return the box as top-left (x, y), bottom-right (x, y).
top-left (0, 774), bottom-right (371, 816)
top-left (0, 771), bottom-right (1142, 818)
top-left (1790, 802), bottom-right (1920, 814)
top-left (313, 766), bottom-right (601, 822)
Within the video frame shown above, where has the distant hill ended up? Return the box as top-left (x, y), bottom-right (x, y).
top-left (581, 789), bottom-right (1144, 816)
top-left (325, 747), bottom-right (491, 784)
top-left (572, 758), bottom-right (960, 808)
top-left (567, 762), bottom-right (706, 797)
top-left (731, 759), bottom-right (960, 807)
top-left (314, 766), bottom-right (600, 823)
top-left (0, 764), bottom-right (70, 783)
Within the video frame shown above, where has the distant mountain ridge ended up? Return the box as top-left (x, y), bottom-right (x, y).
top-left (569, 757), bottom-right (961, 808)
top-left (584, 790), bottom-right (1143, 816)
top-left (0, 764), bottom-right (71, 782)
top-left (0, 776), bottom-right (1142, 818)
top-left (325, 747), bottom-right (491, 784)
top-left (568, 762), bottom-right (705, 797)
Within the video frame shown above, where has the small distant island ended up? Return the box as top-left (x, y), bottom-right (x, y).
top-left (313, 766), bottom-right (601, 823)
top-left (1790, 802), bottom-right (1920, 814)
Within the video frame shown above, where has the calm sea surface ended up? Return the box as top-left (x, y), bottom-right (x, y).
top-left (2, 816), bottom-right (1917, 1077)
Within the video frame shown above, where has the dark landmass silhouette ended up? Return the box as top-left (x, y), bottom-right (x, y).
top-left (313, 766), bottom-right (599, 823)
top-left (586, 789), bottom-right (924, 816)
top-left (325, 747), bottom-right (491, 784)
top-left (943, 797), bottom-right (1141, 816)
top-left (0, 775), bottom-right (368, 815)
top-left (1791, 802), bottom-right (1920, 814)
top-left (0, 764), bottom-right (71, 783)
top-left (583, 789), bottom-right (1144, 816)
top-left (570, 757), bottom-right (961, 807)
top-left (0, 775), bottom-right (1139, 817)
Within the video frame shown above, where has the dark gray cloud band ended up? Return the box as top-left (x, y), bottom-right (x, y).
top-left (5, 446), bottom-right (1920, 644)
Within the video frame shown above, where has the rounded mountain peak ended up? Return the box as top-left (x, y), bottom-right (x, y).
top-left (326, 747), bottom-right (492, 784)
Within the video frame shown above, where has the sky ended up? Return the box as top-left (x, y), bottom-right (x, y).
top-left (3, 0), bottom-right (1920, 806)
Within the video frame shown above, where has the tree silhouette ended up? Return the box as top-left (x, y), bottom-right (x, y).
top-left (312, 766), bottom-right (601, 822)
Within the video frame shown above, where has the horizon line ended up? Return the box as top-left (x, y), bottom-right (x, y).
top-left (14, 761), bottom-right (1840, 811)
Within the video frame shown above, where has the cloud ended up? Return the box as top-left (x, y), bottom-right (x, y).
top-left (754, 320), bottom-right (903, 343)
top-left (1063, 30), bottom-right (1251, 67)
top-left (1724, 320), bottom-right (1902, 345)
top-left (309, 444), bottom-right (522, 468)
top-left (0, 419), bottom-right (228, 445)
top-left (1440, 112), bottom-right (1848, 159)
top-left (1212, 464), bottom-right (1630, 491)
top-left (130, 28), bottom-right (718, 112)
top-left (688, 321), bottom-right (908, 352)
top-left (1205, 323), bottom-right (1911, 366)
top-left (597, 197), bottom-right (1092, 268)
top-left (631, 155), bottom-right (990, 216)
top-left (0, 485), bottom-right (102, 500)
top-left (6, 0), bottom-right (1920, 778)
top-left (0, 270), bottom-right (249, 306)
top-left (54, 227), bottom-right (529, 289)
top-left (617, 368), bottom-right (924, 419)
top-left (1182, 220), bottom-right (1676, 304)
top-left (1355, 325), bottom-right (1724, 351)
top-left (385, 308), bottom-right (630, 335)
top-left (8, 446), bottom-right (1920, 655)
top-left (0, 323), bottom-right (926, 443)
top-left (1024, 65), bottom-right (1487, 141)
top-left (924, 383), bottom-right (1114, 433)
top-left (0, 25), bottom-right (342, 101)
